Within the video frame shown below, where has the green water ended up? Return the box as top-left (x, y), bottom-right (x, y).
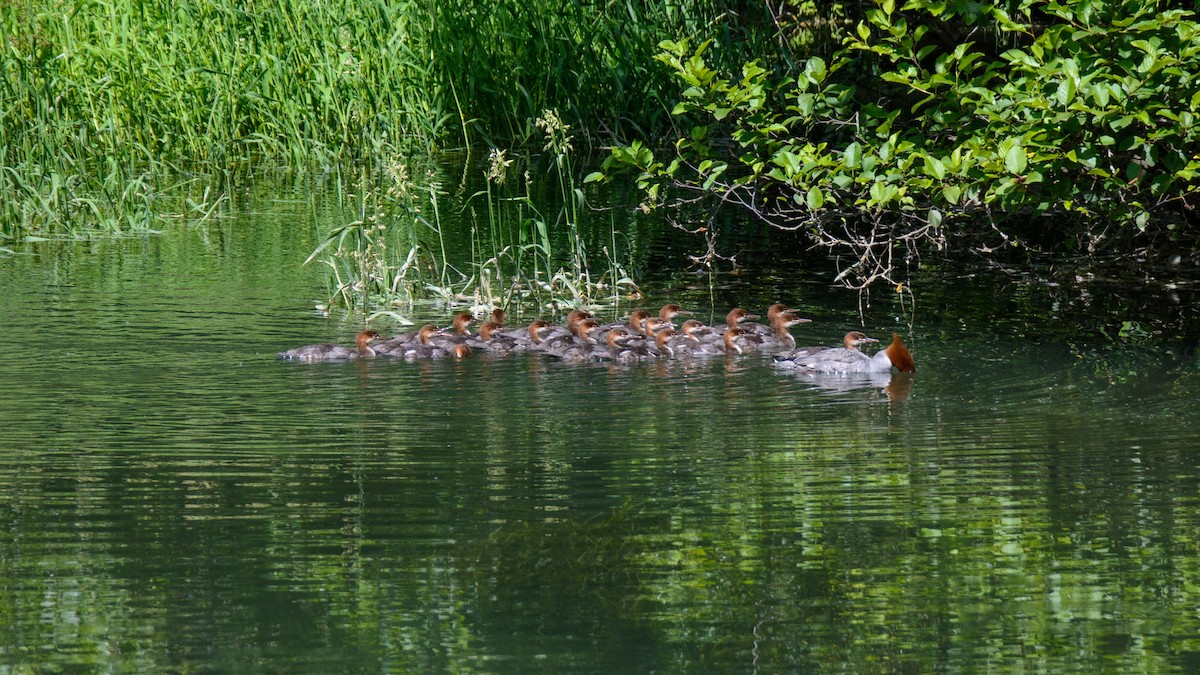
top-left (3, 176), bottom-right (1200, 672)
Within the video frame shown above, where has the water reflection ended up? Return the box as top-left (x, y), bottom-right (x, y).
top-left (2, 176), bottom-right (1200, 672)
top-left (779, 369), bottom-right (915, 402)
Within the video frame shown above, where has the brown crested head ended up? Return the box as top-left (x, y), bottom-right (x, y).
top-left (765, 303), bottom-right (790, 322)
top-left (658, 304), bottom-right (691, 321)
top-left (644, 317), bottom-right (672, 335)
top-left (453, 343), bottom-right (472, 359)
top-left (565, 309), bottom-right (593, 330)
top-left (575, 319), bottom-right (600, 342)
top-left (356, 329), bottom-right (383, 348)
top-left (452, 312), bottom-right (475, 335)
top-left (607, 328), bottom-right (629, 347)
top-left (772, 310), bottom-right (811, 330)
top-left (491, 308), bottom-right (506, 326)
top-left (843, 331), bottom-right (878, 350)
top-left (885, 333), bottom-right (916, 373)
top-left (480, 321), bottom-right (501, 340)
top-left (679, 319), bottom-right (704, 339)
top-left (417, 324), bottom-right (440, 345)
top-left (725, 307), bottom-right (760, 328)
top-left (724, 327), bottom-right (746, 353)
top-left (628, 309), bottom-right (650, 332)
top-left (528, 319), bottom-right (551, 343)
top-left (655, 328), bottom-right (676, 347)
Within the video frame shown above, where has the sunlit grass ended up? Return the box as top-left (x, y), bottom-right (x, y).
top-left (311, 112), bottom-right (638, 318)
top-left (2, 0), bottom-right (779, 243)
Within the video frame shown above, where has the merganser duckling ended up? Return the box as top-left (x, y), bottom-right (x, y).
top-left (537, 309), bottom-right (591, 343)
top-left (598, 328), bottom-right (641, 362)
top-left (277, 329), bottom-right (383, 361)
top-left (593, 308), bottom-right (651, 343)
top-left (724, 308), bottom-right (760, 332)
top-left (543, 318), bottom-right (599, 356)
top-left (565, 309), bottom-right (593, 332)
top-left (741, 310), bottom-right (812, 351)
top-left (774, 332), bottom-right (915, 373)
top-left (619, 314), bottom-right (669, 353)
top-left (547, 319), bottom-right (602, 361)
top-left (658, 304), bottom-right (692, 323)
top-left (390, 324), bottom-right (452, 359)
top-left (628, 309), bottom-right (651, 332)
top-left (654, 328), bottom-right (680, 357)
top-left (371, 323), bottom-right (429, 355)
top-left (724, 328), bottom-right (748, 354)
top-left (643, 317), bottom-right (673, 335)
top-left (765, 303), bottom-right (791, 324)
top-left (677, 318), bottom-right (726, 346)
top-left (447, 311), bottom-right (476, 336)
top-left (676, 325), bottom-right (747, 356)
top-left (452, 344), bottom-right (472, 359)
top-left (527, 319), bottom-right (552, 343)
top-left (475, 321), bottom-right (517, 353)
top-left (735, 306), bottom-right (784, 337)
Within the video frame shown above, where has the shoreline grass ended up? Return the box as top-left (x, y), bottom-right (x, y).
top-left (1, 0), bottom-right (779, 243)
top-left (311, 112), bottom-right (639, 320)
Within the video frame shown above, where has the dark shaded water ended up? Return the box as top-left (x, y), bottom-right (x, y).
top-left (3, 174), bottom-right (1200, 672)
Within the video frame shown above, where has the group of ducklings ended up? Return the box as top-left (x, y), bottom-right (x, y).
top-left (277, 303), bottom-right (916, 373)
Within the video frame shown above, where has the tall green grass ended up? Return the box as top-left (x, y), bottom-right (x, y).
top-left (1, 0), bottom-right (783, 242)
top-left (312, 112), bottom-right (638, 320)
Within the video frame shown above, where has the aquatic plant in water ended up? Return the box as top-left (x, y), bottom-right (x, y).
top-left (310, 111), bottom-right (637, 320)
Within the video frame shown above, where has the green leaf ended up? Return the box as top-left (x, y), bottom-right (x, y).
top-left (1056, 78), bottom-right (1076, 106)
top-left (582, 171), bottom-right (605, 184)
top-left (943, 184), bottom-right (962, 204)
top-left (806, 186), bottom-right (824, 210)
top-left (1004, 143), bottom-right (1027, 175)
top-left (923, 155), bottom-right (947, 180)
top-left (844, 142), bottom-right (862, 168)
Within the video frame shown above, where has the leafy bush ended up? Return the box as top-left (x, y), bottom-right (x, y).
top-left (602, 0), bottom-right (1200, 287)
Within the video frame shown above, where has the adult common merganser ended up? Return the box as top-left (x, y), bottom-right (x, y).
top-left (774, 332), bottom-right (915, 373)
top-left (775, 331), bottom-right (877, 361)
top-left (277, 329), bottom-right (383, 361)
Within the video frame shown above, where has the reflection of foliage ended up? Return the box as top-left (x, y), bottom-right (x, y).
top-left (460, 503), bottom-right (666, 667)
